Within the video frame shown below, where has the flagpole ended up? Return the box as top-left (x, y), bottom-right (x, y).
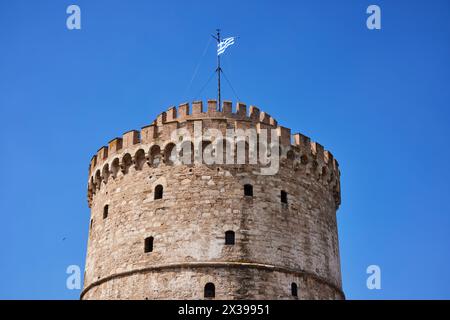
top-left (216, 29), bottom-right (222, 111)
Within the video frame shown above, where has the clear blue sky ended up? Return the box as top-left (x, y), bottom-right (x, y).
top-left (1, 0), bottom-right (449, 299)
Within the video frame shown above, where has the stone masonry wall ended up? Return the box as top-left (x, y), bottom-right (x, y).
top-left (82, 100), bottom-right (343, 300)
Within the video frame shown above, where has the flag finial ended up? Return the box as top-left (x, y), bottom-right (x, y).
top-left (212, 29), bottom-right (236, 110)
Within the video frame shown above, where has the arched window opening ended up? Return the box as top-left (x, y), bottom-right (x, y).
top-left (291, 282), bottom-right (298, 297)
top-left (103, 205), bottom-right (109, 219)
top-left (102, 164), bottom-right (110, 184)
top-left (281, 190), bottom-right (288, 204)
top-left (235, 139), bottom-right (249, 164)
top-left (154, 185), bottom-right (163, 200)
top-left (95, 170), bottom-right (101, 190)
top-left (244, 184), bottom-right (253, 197)
top-left (257, 138), bottom-right (266, 159)
top-left (248, 141), bottom-right (258, 165)
top-left (312, 160), bottom-right (319, 171)
top-left (300, 155), bottom-right (308, 165)
top-left (122, 153), bottom-right (132, 174)
top-left (179, 141), bottom-right (194, 165)
top-left (144, 236), bottom-right (153, 253)
top-left (287, 150), bottom-right (295, 161)
top-left (111, 158), bottom-right (120, 178)
top-left (213, 139), bottom-right (225, 164)
top-left (201, 140), bottom-right (213, 164)
top-left (223, 139), bottom-right (234, 165)
top-left (164, 143), bottom-right (176, 165)
top-left (225, 230), bottom-right (235, 245)
top-left (89, 177), bottom-right (95, 194)
top-left (201, 140), bottom-right (212, 150)
top-left (150, 145), bottom-right (162, 167)
top-left (204, 283), bottom-right (215, 298)
top-left (135, 149), bottom-right (146, 170)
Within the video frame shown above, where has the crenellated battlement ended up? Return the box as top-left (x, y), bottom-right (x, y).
top-left (88, 100), bottom-right (277, 175)
top-left (86, 100), bottom-right (341, 210)
top-left (83, 98), bottom-right (344, 300)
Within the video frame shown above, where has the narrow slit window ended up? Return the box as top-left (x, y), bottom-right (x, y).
top-left (291, 282), bottom-right (298, 297)
top-left (144, 236), bottom-right (153, 253)
top-left (281, 190), bottom-right (288, 204)
top-left (103, 205), bottom-right (109, 219)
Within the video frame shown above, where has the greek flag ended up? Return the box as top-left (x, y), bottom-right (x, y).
top-left (217, 37), bottom-right (235, 55)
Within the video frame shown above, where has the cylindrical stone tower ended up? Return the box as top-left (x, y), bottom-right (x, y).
top-left (81, 100), bottom-right (343, 300)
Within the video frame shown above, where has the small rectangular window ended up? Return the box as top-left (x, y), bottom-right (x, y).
top-left (145, 237), bottom-right (153, 253)
top-left (225, 231), bottom-right (235, 245)
top-left (244, 184), bottom-right (253, 197)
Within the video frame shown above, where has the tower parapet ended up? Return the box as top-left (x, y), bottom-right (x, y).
top-left (83, 99), bottom-right (343, 300)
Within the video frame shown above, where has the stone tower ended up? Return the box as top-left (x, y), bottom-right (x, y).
top-left (81, 100), bottom-right (344, 300)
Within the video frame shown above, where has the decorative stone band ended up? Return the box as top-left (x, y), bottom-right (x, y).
top-left (80, 261), bottom-right (345, 300)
